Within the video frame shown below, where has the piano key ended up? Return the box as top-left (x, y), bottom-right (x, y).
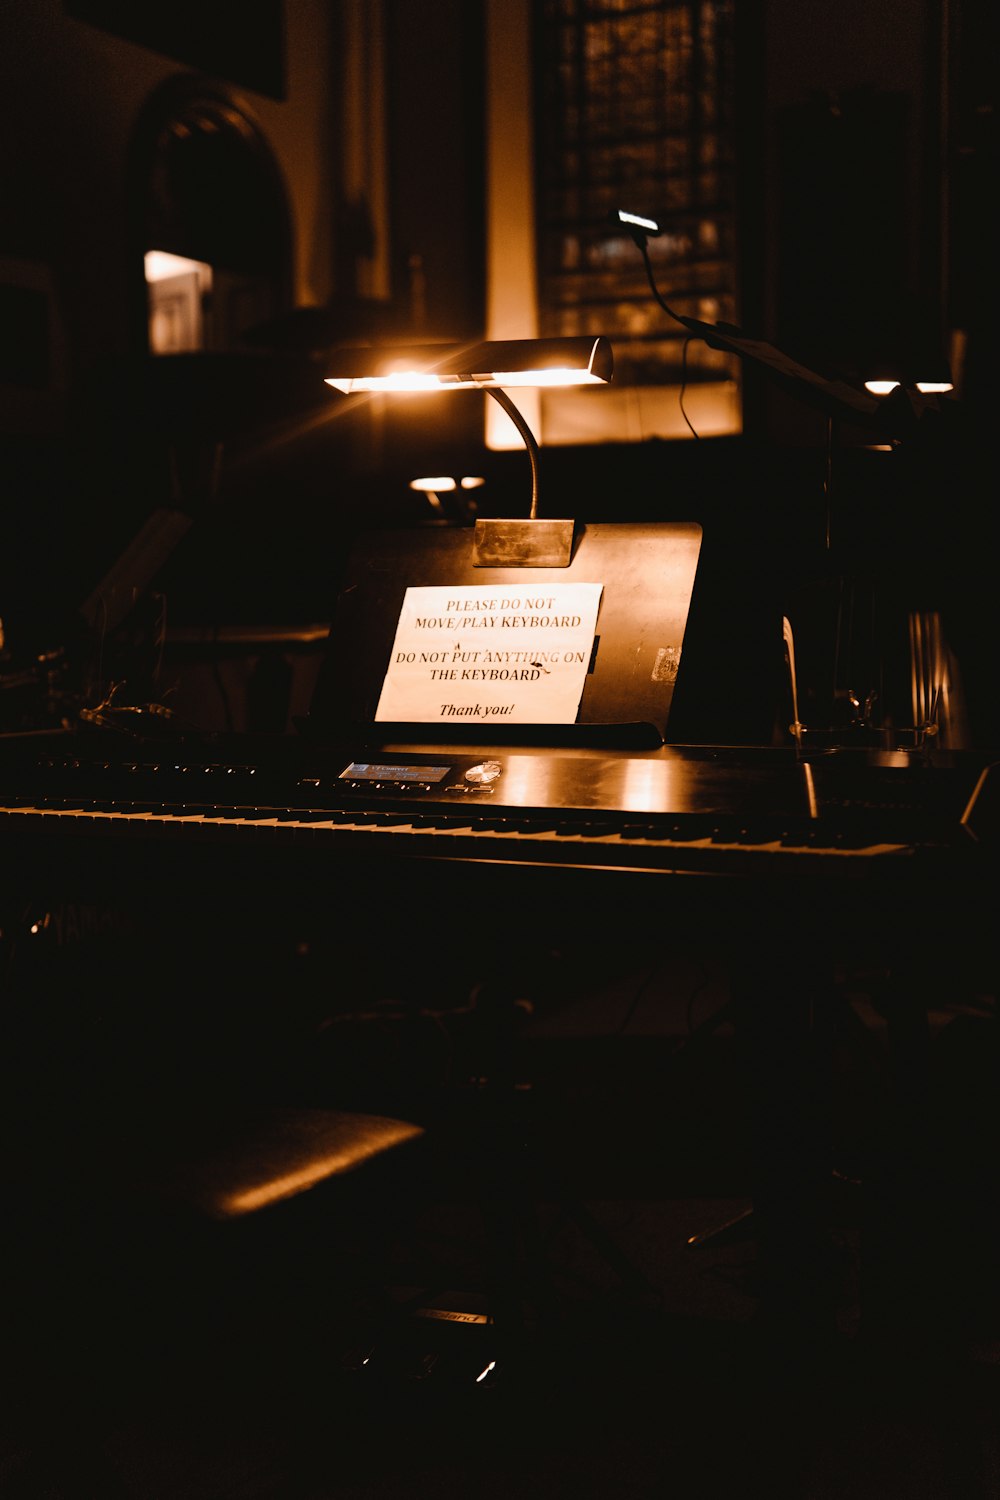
top-left (0, 798), bottom-right (924, 865)
top-left (2, 739), bottom-right (992, 888)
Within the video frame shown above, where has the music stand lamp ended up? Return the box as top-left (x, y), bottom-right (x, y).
top-left (324, 336), bottom-right (613, 567)
top-left (323, 334), bottom-right (668, 1327)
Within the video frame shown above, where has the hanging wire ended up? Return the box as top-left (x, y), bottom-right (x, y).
top-left (618, 214), bottom-right (701, 439)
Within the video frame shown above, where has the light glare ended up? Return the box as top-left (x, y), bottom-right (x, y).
top-left (409, 476), bottom-right (458, 492)
top-left (144, 250), bottom-right (211, 284)
top-left (325, 337), bottom-right (612, 395)
top-left (325, 372), bottom-right (446, 393)
top-left (617, 209), bottom-right (660, 234)
top-left (486, 368), bottom-right (603, 387)
top-left (865, 378), bottom-right (955, 396)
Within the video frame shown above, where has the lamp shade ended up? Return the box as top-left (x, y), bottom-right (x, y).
top-left (324, 336), bottom-right (613, 393)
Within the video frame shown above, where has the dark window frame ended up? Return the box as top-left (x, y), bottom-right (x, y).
top-left (532, 0), bottom-right (740, 390)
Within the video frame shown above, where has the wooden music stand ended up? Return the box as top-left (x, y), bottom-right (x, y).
top-left (307, 520), bottom-right (703, 749)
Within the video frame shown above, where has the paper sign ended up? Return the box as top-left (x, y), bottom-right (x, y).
top-left (375, 583), bottom-right (604, 724)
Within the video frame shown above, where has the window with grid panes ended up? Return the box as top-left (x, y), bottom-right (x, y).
top-left (533, 0), bottom-right (740, 393)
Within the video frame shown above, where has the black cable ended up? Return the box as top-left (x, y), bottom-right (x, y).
top-left (633, 234), bottom-right (700, 440)
top-left (613, 959), bottom-right (662, 1037)
top-left (210, 620), bottom-right (235, 733)
top-left (684, 958), bottom-right (714, 1035)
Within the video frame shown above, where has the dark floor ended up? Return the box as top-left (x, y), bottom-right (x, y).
top-left (2, 949), bottom-right (999, 1499)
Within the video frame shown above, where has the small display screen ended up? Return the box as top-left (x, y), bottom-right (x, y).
top-left (339, 761), bottom-right (452, 783)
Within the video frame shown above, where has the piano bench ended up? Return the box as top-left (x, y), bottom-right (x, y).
top-left (147, 1106), bottom-right (427, 1222)
top-left (6, 1104), bottom-right (429, 1420)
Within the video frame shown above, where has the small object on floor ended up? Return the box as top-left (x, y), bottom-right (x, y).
top-left (342, 1287), bottom-right (507, 1395)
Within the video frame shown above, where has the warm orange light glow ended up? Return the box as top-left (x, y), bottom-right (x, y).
top-left (325, 337), bottom-right (613, 395)
top-left (222, 1156), bottom-right (360, 1216)
top-left (409, 475), bottom-right (485, 496)
top-left (145, 251), bottom-right (213, 355)
top-left (327, 370), bottom-right (446, 393)
top-left (865, 379), bottom-right (901, 396)
top-left (217, 1118), bottom-right (424, 1218)
top-left (864, 378), bottom-right (955, 396)
top-left (409, 476), bottom-right (458, 492)
top-left (144, 250), bottom-right (211, 284)
top-left (326, 368), bottom-right (604, 393)
top-left (484, 367), bottom-right (605, 387)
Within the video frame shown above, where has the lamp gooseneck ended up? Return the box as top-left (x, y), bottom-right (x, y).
top-left (485, 386), bottom-right (541, 520)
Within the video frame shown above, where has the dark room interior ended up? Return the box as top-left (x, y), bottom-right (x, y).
top-left (1, 3), bottom-right (998, 1497)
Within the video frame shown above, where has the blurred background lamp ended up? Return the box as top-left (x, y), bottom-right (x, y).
top-left (408, 474), bottom-right (485, 523)
top-left (864, 367), bottom-right (955, 396)
top-left (861, 332), bottom-right (955, 397)
top-left (408, 475), bottom-right (486, 495)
